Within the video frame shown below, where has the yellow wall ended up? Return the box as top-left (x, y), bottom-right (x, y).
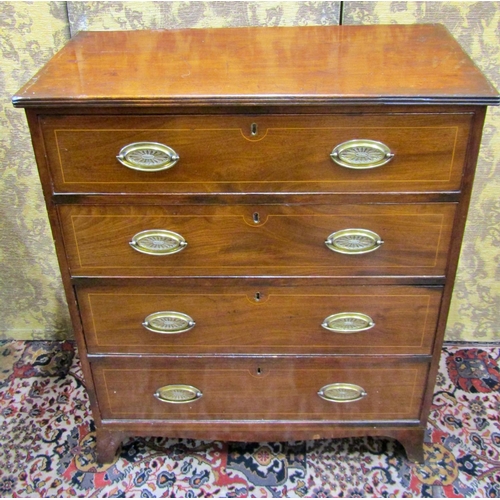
top-left (0, 2), bottom-right (71, 340)
top-left (1, 1), bottom-right (498, 341)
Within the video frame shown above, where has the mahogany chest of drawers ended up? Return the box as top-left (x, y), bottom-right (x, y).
top-left (14, 25), bottom-right (498, 463)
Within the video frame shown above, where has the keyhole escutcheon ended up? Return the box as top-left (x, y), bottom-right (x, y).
top-left (251, 123), bottom-right (258, 136)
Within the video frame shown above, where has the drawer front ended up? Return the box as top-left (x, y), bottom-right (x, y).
top-left (41, 113), bottom-right (471, 194)
top-left (78, 283), bottom-right (442, 355)
top-left (60, 204), bottom-right (455, 277)
top-left (91, 356), bottom-right (428, 421)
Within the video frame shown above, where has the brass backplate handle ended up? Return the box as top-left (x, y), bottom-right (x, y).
top-left (330, 139), bottom-right (394, 169)
top-left (325, 228), bottom-right (383, 255)
top-left (143, 311), bottom-right (196, 334)
top-left (318, 383), bottom-right (367, 403)
top-left (322, 312), bottom-right (375, 333)
top-left (154, 385), bottom-right (203, 404)
top-left (129, 229), bottom-right (187, 256)
top-left (117, 141), bottom-right (180, 171)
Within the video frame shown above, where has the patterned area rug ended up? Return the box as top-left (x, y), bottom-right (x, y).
top-left (1, 341), bottom-right (499, 497)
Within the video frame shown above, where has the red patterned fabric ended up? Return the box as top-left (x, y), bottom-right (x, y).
top-left (446, 348), bottom-right (500, 393)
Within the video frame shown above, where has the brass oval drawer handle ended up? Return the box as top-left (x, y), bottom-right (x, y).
top-left (318, 383), bottom-right (367, 403)
top-left (143, 311), bottom-right (196, 334)
top-left (129, 229), bottom-right (187, 256)
top-left (154, 384), bottom-right (203, 404)
top-left (325, 228), bottom-right (383, 255)
top-left (322, 312), bottom-right (375, 333)
top-left (117, 142), bottom-right (180, 171)
top-left (330, 139), bottom-right (394, 169)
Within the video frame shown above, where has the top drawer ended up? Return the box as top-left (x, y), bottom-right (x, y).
top-left (40, 113), bottom-right (471, 195)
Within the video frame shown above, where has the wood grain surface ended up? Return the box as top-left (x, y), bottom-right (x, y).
top-left (40, 112), bottom-right (471, 194)
top-left (59, 203), bottom-right (456, 277)
top-left (13, 25), bottom-right (499, 107)
top-left (77, 282), bottom-right (442, 355)
top-left (90, 355), bottom-right (429, 421)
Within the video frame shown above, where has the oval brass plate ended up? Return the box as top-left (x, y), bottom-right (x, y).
top-left (143, 311), bottom-right (195, 334)
top-left (330, 139), bottom-right (393, 169)
top-left (322, 312), bottom-right (375, 333)
top-left (318, 383), bottom-right (367, 403)
top-left (117, 142), bottom-right (180, 171)
top-left (325, 228), bottom-right (383, 255)
top-left (129, 229), bottom-right (187, 256)
top-left (154, 385), bottom-right (202, 404)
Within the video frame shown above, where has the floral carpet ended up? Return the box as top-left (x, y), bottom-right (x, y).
top-left (0, 341), bottom-right (499, 498)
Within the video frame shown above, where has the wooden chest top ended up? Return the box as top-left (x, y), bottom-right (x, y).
top-left (12, 24), bottom-right (499, 108)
